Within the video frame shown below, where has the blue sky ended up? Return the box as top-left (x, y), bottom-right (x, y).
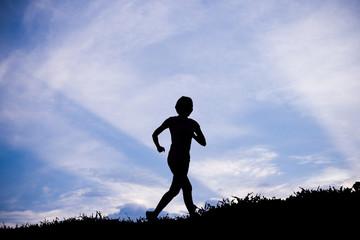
top-left (1, 0), bottom-right (360, 225)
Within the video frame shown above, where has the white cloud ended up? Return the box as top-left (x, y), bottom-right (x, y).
top-left (290, 153), bottom-right (333, 165)
top-left (257, 2), bottom-right (360, 173)
top-left (0, 209), bottom-right (64, 227)
top-left (0, 49), bottom-right (172, 224)
top-left (0, 1), bottom-right (217, 224)
top-left (0, 180), bottom-right (172, 226)
top-left (191, 146), bottom-right (281, 197)
top-left (299, 167), bottom-right (353, 189)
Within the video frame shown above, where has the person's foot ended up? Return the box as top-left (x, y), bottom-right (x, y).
top-left (189, 212), bottom-right (200, 220)
top-left (146, 211), bottom-right (158, 222)
top-left (188, 205), bottom-right (200, 220)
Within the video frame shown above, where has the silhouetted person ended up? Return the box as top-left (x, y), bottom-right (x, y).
top-left (146, 96), bottom-right (206, 221)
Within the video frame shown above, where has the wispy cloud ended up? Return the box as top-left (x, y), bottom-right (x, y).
top-left (191, 146), bottom-right (281, 197)
top-left (300, 167), bottom-right (353, 189)
top-left (257, 2), bottom-right (360, 172)
top-left (290, 153), bottom-right (333, 165)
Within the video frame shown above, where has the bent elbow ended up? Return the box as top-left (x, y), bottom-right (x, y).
top-left (152, 130), bottom-right (159, 138)
top-left (152, 133), bottom-right (157, 140)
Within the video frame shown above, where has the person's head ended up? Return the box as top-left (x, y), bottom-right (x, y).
top-left (175, 96), bottom-right (193, 117)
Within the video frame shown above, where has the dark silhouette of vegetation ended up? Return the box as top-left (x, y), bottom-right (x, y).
top-left (1, 183), bottom-right (359, 237)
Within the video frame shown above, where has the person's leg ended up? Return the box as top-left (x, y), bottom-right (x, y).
top-left (147, 159), bottom-right (192, 220)
top-left (152, 175), bottom-right (181, 216)
top-left (172, 160), bottom-right (196, 216)
top-left (182, 176), bottom-right (197, 216)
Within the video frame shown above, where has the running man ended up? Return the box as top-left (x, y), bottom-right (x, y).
top-left (146, 96), bottom-right (206, 220)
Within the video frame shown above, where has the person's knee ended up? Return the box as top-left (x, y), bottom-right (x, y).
top-left (182, 182), bottom-right (192, 192)
top-left (168, 187), bottom-right (181, 197)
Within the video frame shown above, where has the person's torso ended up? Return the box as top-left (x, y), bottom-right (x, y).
top-left (168, 117), bottom-right (198, 159)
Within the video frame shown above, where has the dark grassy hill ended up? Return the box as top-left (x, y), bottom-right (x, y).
top-left (2, 184), bottom-right (360, 237)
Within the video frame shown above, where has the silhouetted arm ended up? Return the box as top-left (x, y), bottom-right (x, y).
top-left (193, 127), bottom-right (206, 146)
top-left (152, 121), bottom-right (168, 153)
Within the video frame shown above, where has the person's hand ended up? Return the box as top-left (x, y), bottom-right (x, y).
top-left (157, 146), bottom-right (165, 153)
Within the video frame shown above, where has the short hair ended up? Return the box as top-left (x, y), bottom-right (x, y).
top-left (175, 96), bottom-right (193, 116)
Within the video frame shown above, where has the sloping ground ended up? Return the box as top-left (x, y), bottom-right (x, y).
top-left (2, 184), bottom-right (359, 237)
